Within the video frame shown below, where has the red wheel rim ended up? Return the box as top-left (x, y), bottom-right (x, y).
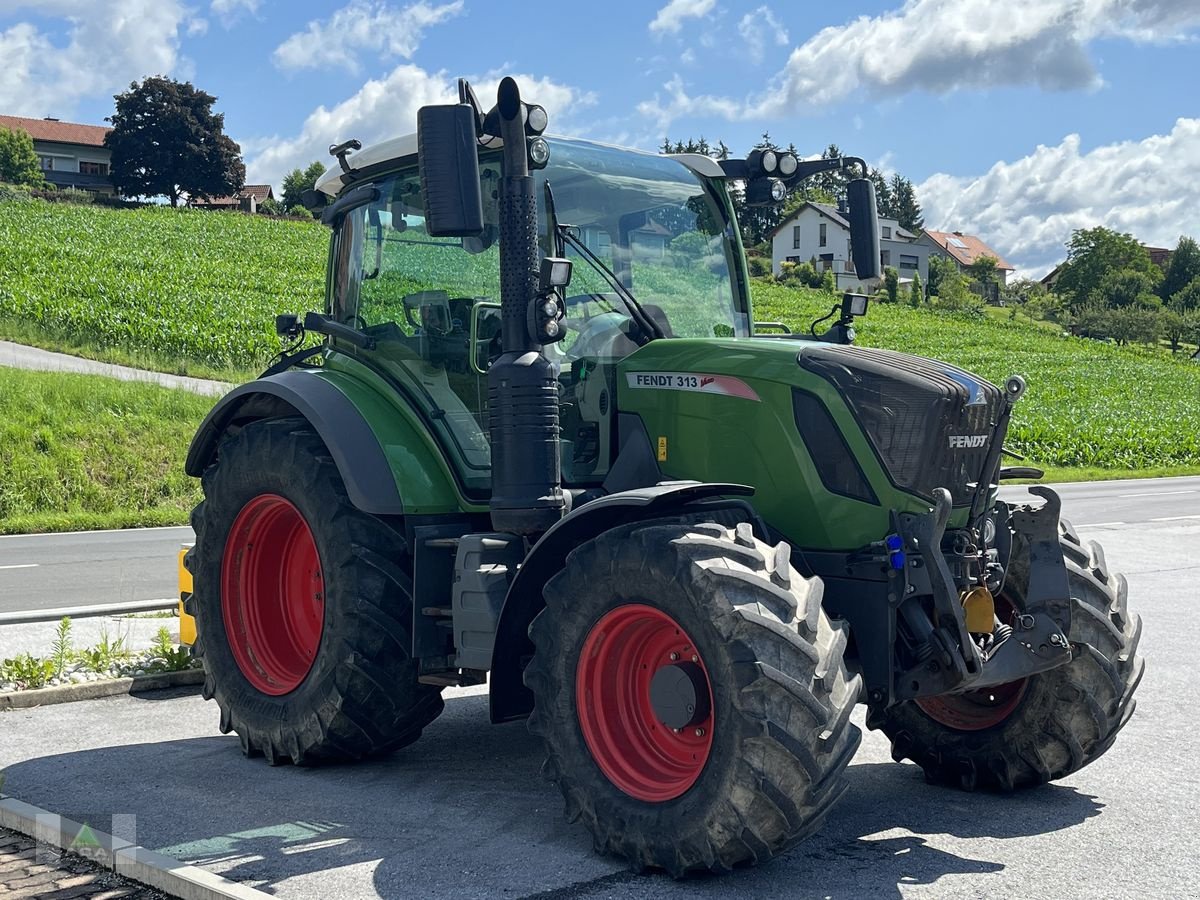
top-left (915, 594), bottom-right (1029, 731)
top-left (221, 494), bottom-right (324, 696)
top-left (575, 604), bottom-right (714, 802)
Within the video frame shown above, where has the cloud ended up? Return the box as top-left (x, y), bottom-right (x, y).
top-left (245, 65), bottom-right (596, 189)
top-left (917, 118), bottom-right (1200, 277)
top-left (210, 0), bottom-right (257, 26)
top-left (642, 0), bottom-right (1200, 126)
top-left (737, 5), bottom-right (789, 64)
top-left (649, 0), bottom-right (716, 36)
top-left (272, 0), bottom-right (464, 72)
top-left (0, 1), bottom-right (189, 117)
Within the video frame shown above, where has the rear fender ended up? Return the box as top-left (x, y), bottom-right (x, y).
top-left (488, 481), bottom-right (756, 723)
top-left (186, 369), bottom-right (461, 516)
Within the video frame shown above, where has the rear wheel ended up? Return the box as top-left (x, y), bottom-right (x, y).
top-left (526, 521), bottom-right (861, 875)
top-left (877, 523), bottom-right (1144, 791)
top-left (186, 417), bottom-right (444, 764)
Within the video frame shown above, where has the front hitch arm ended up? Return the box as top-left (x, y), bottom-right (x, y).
top-left (892, 486), bottom-right (1072, 701)
top-left (968, 485), bottom-right (1073, 689)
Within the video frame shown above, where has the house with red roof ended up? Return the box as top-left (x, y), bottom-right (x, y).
top-left (0, 114), bottom-right (116, 195)
top-left (918, 230), bottom-right (1015, 287)
top-left (190, 184), bottom-right (276, 213)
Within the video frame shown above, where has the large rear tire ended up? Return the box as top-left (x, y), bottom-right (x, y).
top-left (186, 417), bottom-right (443, 765)
top-left (876, 521), bottom-right (1144, 791)
top-left (525, 521), bottom-right (861, 875)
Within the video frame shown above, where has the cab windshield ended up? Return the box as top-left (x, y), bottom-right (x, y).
top-left (538, 138), bottom-right (748, 340)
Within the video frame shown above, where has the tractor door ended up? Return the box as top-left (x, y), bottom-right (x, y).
top-left (329, 165), bottom-right (503, 495)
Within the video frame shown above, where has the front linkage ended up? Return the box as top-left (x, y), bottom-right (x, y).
top-left (889, 485), bottom-right (1073, 706)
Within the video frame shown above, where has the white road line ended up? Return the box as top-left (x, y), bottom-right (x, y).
top-left (1119, 490), bottom-right (1198, 498)
top-left (0, 563), bottom-right (38, 570)
top-left (1151, 515), bottom-right (1200, 522)
top-left (1076, 522), bottom-right (1126, 528)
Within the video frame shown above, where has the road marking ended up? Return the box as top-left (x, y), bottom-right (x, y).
top-left (0, 564), bottom-right (38, 570)
top-left (1076, 522), bottom-right (1125, 528)
top-left (1119, 490), bottom-right (1197, 498)
top-left (1151, 515), bottom-right (1200, 522)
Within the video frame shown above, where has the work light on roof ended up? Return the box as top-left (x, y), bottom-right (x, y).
top-left (526, 104), bottom-right (548, 135)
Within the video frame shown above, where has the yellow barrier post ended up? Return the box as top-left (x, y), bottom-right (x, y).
top-left (178, 543), bottom-right (197, 646)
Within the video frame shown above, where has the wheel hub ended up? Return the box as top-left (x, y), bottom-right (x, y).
top-left (575, 604), bottom-right (714, 802)
top-left (221, 494), bottom-right (324, 696)
top-left (649, 662), bottom-right (710, 729)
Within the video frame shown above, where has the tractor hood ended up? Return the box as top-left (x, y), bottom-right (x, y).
top-left (619, 336), bottom-right (1005, 509)
top-left (793, 343), bottom-right (1005, 507)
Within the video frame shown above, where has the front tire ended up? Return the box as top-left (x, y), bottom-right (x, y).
top-left (525, 521), bottom-right (861, 875)
top-left (186, 417), bottom-right (444, 765)
top-left (877, 522), bottom-right (1144, 790)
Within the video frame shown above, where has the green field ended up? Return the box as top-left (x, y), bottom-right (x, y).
top-left (1, 199), bottom-right (1197, 479)
top-left (0, 367), bottom-right (208, 533)
top-left (0, 200), bottom-right (327, 379)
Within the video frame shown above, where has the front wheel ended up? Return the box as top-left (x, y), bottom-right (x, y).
top-left (876, 523), bottom-right (1144, 790)
top-left (525, 521), bottom-right (861, 875)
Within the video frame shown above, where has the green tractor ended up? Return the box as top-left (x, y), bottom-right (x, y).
top-left (184, 78), bottom-right (1143, 874)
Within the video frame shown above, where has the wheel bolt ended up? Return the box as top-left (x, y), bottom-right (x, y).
top-left (691, 655), bottom-right (698, 663)
top-left (669, 652), bottom-right (679, 661)
top-left (695, 728), bottom-right (705, 737)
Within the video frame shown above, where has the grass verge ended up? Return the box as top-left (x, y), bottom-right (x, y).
top-left (0, 367), bottom-right (208, 534)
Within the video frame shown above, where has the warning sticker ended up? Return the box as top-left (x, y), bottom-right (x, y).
top-left (626, 372), bottom-right (760, 402)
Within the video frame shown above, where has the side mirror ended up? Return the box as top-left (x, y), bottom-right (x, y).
top-left (470, 301), bottom-right (502, 374)
top-left (417, 103), bottom-right (483, 237)
top-left (847, 178), bottom-right (880, 280)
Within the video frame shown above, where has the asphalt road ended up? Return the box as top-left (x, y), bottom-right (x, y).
top-left (0, 526), bottom-right (193, 614)
top-left (0, 486), bottom-right (1197, 899)
top-left (0, 340), bottom-right (229, 396)
top-left (2, 476), bottom-right (1196, 617)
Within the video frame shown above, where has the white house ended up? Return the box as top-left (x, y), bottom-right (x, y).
top-left (0, 114), bottom-right (115, 195)
top-left (769, 203), bottom-right (931, 291)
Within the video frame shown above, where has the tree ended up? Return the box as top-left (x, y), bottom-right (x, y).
top-left (1090, 268), bottom-right (1161, 310)
top-left (1053, 227), bottom-right (1160, 313)
top-left (883, 266), bottom-right (899, 303)
top-left (1161, 236), bottom-right (1200, 304)
top-left (1161, 308), bottom-right (1199, 354)
top-left (927, 254), bottom-right (958, 297)
top-left (870, 168), bottom-right (893, 219)
top-left (0, 127), bottom-right (46, 188)
top-left (281, 160), bottom-right (327, 211)
top-left (105, 76), bottom-right (245, 207)
top-left (1107, 305), bottom-right (1162, 346)
top-left (908, 270), bottom-right (923, 306)
top-left (1170, 276), bottom-right (1200, 313)
top-left (889, 174), bottom-right (923, 232)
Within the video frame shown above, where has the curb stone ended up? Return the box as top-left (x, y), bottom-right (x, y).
top-left (0, 669), bottom-right (204, 711)
top-left (0, 796), bottom-right (270, 900)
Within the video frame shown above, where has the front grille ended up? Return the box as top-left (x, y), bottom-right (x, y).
top-left (798, 345), bottom-right (1005, 505)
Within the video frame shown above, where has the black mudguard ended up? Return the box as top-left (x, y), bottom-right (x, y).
top-left (185, 370), bottom-right (404, 515)
top-left (488, 481), bottom-right (756, 723)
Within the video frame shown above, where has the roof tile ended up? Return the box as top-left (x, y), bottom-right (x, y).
top-left (0, 114), bottom-right (110, 148)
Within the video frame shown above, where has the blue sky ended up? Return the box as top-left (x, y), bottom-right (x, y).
top-left (1, 0), bottom-right (1197, 275)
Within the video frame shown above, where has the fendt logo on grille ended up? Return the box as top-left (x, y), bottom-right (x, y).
top-left (948, 434), bottom-right (989, 449)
